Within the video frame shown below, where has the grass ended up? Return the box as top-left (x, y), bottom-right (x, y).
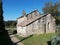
top-left (15, 34), bottom-right (24, 40)
top-left (16, 33), bottom-right (57, 45)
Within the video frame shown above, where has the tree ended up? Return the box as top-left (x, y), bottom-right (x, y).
top-left (5, 20), bottom-right (17, 27)
top-left (0, 0), bottom-right (5, 32)
top-left (0, 0), bottom-right (16, 45)
top-left (42, 2), bottom-right (60, 25)
top-left (43, 2), bottom-right (60, 16)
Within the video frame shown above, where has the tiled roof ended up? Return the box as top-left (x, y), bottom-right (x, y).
top-left (17, 10), bottom-right (49, 27)
top-left (18, 15), bottom-right (42, 27)
top-left (18, 13), bottom-right (50, 27)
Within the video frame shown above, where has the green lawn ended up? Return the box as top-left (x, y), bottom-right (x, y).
top-left (16, 33), bottom-right (57, 45)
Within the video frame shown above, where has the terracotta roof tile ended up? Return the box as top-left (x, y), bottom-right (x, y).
top-left (19, 15), bottom-right (42, 27)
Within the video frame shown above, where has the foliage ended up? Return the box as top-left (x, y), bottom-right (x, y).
top-left (8, 29), bottom-right (17, 34)
top-left (0, 1), bottom-right (16, 45)
top-left (0, 0), bottom-right (5, 32)
top-left (56, 16), bottom-right (60, 25)
top-left (51, 33), bottom-right (60, 45)
top-left (42, 1), bottom-right (60, 25)
top-left (11, 30), bottom-right (17, 34)
top-left (5, 20), bottom-right (17, 28)
top-left (43, 2), bottom-right (60, 16)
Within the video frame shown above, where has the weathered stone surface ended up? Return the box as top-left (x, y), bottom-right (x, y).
top-left (17, 10), bottom-right (56, 37)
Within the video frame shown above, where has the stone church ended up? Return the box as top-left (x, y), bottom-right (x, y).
top-left (17, 10), bottom-right (56, 37)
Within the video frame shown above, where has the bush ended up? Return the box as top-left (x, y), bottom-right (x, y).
top-left (51, 35), bottom-right (60, 45)
top-left (12, 30), bottom-right (17, 34)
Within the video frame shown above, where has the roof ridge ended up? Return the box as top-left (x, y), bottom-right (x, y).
top-left (17, 9), bottom-right (39, 19)
top-left (19, 14), bottom-right (51, 27)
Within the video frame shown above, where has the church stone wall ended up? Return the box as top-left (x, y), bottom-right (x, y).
top-left (17, 11), bottom-right (56, 37)
top-left (26, 14), bottom-right (56, 37)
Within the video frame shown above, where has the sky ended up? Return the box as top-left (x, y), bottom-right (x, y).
top-left (2, 0), bottom-right (59, 21)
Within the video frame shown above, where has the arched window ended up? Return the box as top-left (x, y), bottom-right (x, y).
top-left (38, 19), bottom-right (41, 29)
top-left (44, 24), bottom-right (46, 33)
top-left (48, 22), bottom-right (49, 30)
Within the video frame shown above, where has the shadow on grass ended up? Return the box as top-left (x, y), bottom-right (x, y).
top-left (47, 41), bottom-right (51, 45)
top-left (16, 35), bottom-right (33, 44)
top-left (0, 30), bottom-right (17, 45)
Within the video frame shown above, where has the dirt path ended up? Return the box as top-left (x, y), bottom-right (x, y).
top-left (10, 34), bottom-right (24, 45)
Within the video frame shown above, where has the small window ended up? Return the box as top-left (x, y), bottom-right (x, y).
top-left (44, 24), bottom-right (46, 33)
top-left (48, 23), bottom-right (49, 30)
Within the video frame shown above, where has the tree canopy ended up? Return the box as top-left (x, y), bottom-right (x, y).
top-left (0, 0), bottom-right (5, 32)
top-left (42, 2), bottom-right (60, 25)
top-left (5, 20), bottom-right (17, 28)
top-left (43, 2), bottom-right (60, 16)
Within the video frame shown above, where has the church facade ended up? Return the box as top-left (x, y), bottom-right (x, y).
top-left (17, 10), bottom-right (56, 37)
